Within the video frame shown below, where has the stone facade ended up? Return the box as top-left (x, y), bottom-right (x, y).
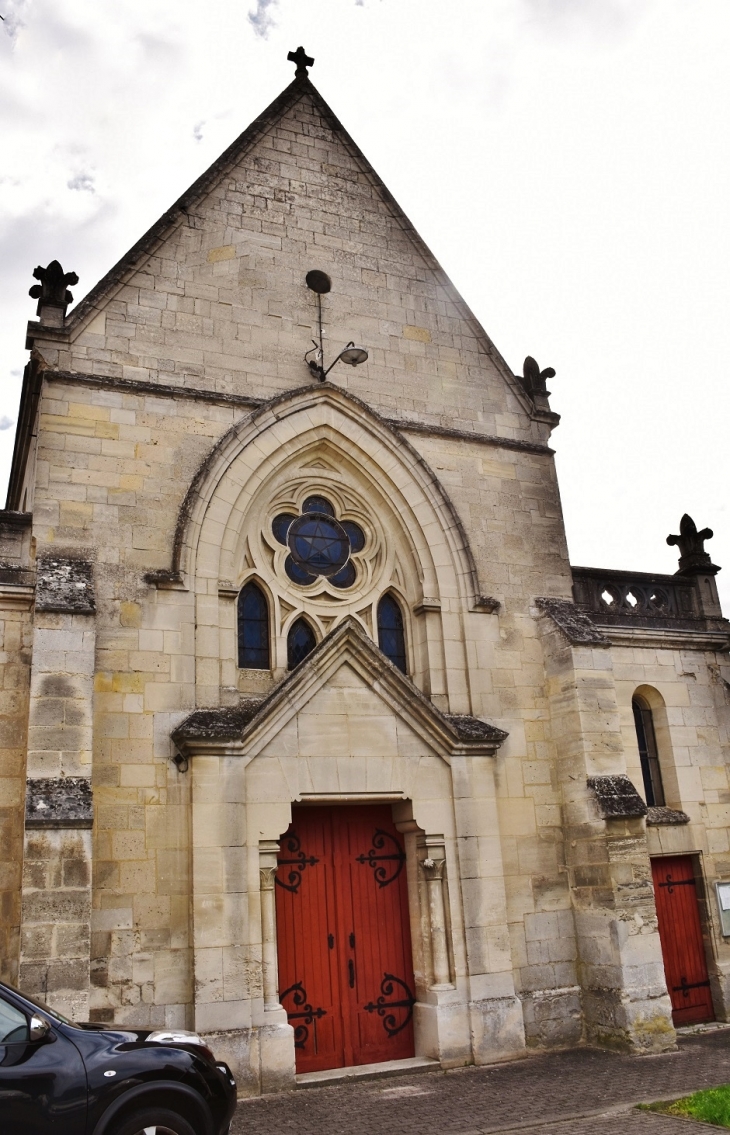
top-left (2, 60), bottom-right (730, 1093)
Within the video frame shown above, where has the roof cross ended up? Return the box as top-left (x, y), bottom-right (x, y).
top-left (287, 46), bottom-right (314, 79)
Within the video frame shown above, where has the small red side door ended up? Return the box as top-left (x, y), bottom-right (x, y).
top-left (275, 805), bottom-right (416, 1073)
top-left (651, 856), bottom-right (714, 1026)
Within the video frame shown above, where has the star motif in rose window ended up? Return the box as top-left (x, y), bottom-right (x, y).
top-left (271, 497), bottom-right (364, 589)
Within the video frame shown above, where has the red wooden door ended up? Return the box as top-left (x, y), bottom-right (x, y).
top-left (651, 856), bottom-right (714, 1026)
top-left (275, 805), bottom-right (416, 1073)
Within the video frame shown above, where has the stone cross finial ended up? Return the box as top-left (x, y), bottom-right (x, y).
top-left (520, 355), bottom-right (555, 398)
top-left (667, 513), bottom-right (718, 576)
top-left (287, 45), bottom-right (314, 78)
top-left (29, 260), bottom-right (79, 326)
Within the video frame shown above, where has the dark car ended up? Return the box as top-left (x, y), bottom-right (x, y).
top-left (0, 980), bottom-right (236, 1135)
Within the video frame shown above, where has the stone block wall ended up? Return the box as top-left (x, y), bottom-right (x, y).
top-left (614, 644), bottom-right (730, 1020)
top-left (0, 603), bottom-right (32, 984)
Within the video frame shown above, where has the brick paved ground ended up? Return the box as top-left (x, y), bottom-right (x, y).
top-left (231, 1029), bottom-right (730, 1134)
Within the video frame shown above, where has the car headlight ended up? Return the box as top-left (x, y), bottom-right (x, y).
top-left (216, 1062), bottom-right (236, 1085)
top-left (147, 1030), bottom-right (206, 1046)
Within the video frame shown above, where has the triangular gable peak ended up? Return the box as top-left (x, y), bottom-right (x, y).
top-left (37, 70), bottom-right (546, 431)
top-left (172, 616), bottom-right (507, 763)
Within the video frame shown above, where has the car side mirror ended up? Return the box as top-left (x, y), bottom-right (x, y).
top-left (29, 1015), bottom-right (50, 1042)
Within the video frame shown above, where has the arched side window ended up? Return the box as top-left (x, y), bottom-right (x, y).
top-left (377, 594), bottom-right (407, 674)
top-left (237, 582), bottom-right (270, 669)
top-left (632, 696), bottom-right (665, 806)
top-left (287, 618), bottom-right (317, 670)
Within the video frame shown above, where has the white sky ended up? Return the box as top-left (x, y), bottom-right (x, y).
top-left (1, 0), bottom-right (729, 605)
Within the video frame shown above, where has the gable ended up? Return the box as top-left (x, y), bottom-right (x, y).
top-left (172, 616), bottom-right (507, 767)
top-left (63, 78), bottom-right (538, 438)
top-left (258, 660), bottom-right (434, 762)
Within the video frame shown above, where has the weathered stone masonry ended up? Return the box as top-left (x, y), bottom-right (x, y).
top-left (2, 57), bottom-right (730, 1092)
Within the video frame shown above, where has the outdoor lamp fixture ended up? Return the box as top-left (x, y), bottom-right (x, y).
top-left (304, 270), bottom-right (369, 381)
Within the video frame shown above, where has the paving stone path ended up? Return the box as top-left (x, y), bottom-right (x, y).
top-left (231, 1029), bottom-right (730, 1134)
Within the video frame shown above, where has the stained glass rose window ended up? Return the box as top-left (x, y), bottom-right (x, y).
top-left (272, 497), bottom-right (364, 589)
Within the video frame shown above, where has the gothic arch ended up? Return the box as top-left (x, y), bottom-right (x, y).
top-left (176, 383), bottom-right (482, 711)
top-left (174, 384), bottom-right (480, 602)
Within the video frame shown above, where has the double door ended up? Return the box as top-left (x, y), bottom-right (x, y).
top-left (275, 804), bottom-right (416, 1073)
top-left (652, 856), bottom-right (714, 1026)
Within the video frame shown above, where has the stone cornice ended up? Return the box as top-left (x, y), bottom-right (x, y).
top-left (0, 583), bottom-right (35, 610)
top-left (44, 369), bottom-right (263, 411)
top-left (40, 370), bottom-right (552, 457)
top-left (595, 625), bottom-right (730, 652)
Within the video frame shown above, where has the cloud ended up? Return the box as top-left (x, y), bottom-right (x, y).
top-left (0, 416), bottom-right (15, 431)
top-left (248, 0), bottom-right (278, 39)
top-left (1, 0), bottom-right (32, 43)
top-left (521, 0), bottom-right (652, 44)
top-left (67, 172), bottom-right (95, 193)
top-left (193, 120), bottom-right (205, 142)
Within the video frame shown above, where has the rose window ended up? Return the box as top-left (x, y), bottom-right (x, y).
top-left (272, 496), bottom-right (365, 589)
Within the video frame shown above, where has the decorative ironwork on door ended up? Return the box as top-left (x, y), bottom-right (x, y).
top-left (364, 973), bottom-right (416, 1036)
top-left (276, 830), bottom-right (319, 894)
top-left (279, 982), bottom-right (327, 1049)
top-left (275, 804), bottom-right (416, 1074)
top-left (356, 828), bottom-right (406, 888)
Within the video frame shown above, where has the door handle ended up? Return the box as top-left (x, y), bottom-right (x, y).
top-left (348, 959), bottom-right (355, 988)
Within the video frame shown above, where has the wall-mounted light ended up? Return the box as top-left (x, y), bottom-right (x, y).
top-left (304, 271), bottom-right (369, 381)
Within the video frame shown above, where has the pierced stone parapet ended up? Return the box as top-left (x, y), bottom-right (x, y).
top-left (572, 567), bottom-right (702, 628)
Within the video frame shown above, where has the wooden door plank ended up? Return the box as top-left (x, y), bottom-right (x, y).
top-left (651, 855), bottom-right (714, 1026)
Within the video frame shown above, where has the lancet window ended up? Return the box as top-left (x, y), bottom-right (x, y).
top-left (287, 618), bottom-right (317, 670)
top-left (377, 594), bottom-right (407, 674)
top-left (632, 696), bottom-right (665, 807)
top-left (237, 581), bottom-right (270, 669)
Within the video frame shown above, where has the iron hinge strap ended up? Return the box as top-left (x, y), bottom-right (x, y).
top-left (672, 979), bottom-right (711, 993)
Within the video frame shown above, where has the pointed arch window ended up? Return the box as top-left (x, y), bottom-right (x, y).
top-left (377, 594), bottom-right (407, 674)
top-left (287, 619), bottom-right (317, 670)
top-left (237, 582), bottom-right (270, 669)
top-left (632, 696), bottom-right (665, 806)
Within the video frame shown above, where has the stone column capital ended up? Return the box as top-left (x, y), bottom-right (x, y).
top-left (419, 856), bottom-right (446, 881)
top-left (260, 865), bottom-right (278, 892)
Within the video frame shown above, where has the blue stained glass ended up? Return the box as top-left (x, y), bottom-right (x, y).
top-left (302, 496), bottom-right (334, 516)
top-left (238, 582), bottom-right (270, 669)
top-left (377, 594), bottom-right (407, 674)
top-left (272, 513), bottom-right (297, 545)
top-left (330, 562), bottom-right (356, 589)
top-left (288, 513), bottom-right (349, 577)
top-left (285, 556), bottom-right (316, 586)
top-left (341, 521), bottom-right (365, 553)
top-left (288, 619), bottom-right (317, 669)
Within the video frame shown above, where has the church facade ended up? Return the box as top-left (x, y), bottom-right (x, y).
top-left (2, 51), bottom-right (730, 1093)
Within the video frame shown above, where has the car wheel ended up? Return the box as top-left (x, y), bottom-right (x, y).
top-left (111, 1107), bottom-right (198, 1135)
